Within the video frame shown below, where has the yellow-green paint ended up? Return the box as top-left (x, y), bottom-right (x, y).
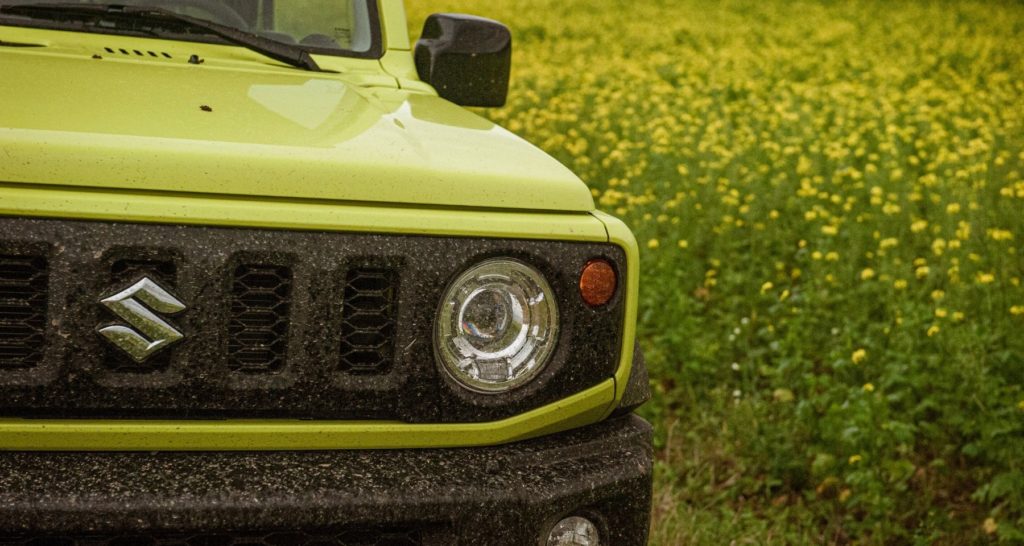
top-left (594, 211), bottom-right (642, 412)
top-left (0, 183), bottom-right (610, 242)
top-left (0, 23), bottom-right (594, 212)
top-left (0, 381), bottom-right (615, 451)
top-left (380, 0), bottom-right (411, 51)
top-left (0, 0), bottom-right (640, 450)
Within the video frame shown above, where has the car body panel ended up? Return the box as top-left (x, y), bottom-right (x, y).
top-left (0, 25), bottom-right (595, 212)
top-left (0, 0), bottom-right (639, 450)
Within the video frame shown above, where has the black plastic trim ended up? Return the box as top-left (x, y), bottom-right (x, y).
top-left (0, 217), bottom-right (626, 423)
top-left (0, 415), bottom-right (653, 546)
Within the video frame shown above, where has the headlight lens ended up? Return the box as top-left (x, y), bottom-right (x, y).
top-left (435, 258), bottom-right (559, 393)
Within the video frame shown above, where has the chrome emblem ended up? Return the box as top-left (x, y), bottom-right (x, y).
top-left (97, 277), bottom-right (186, 362)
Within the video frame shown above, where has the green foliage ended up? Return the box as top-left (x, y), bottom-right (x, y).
top-left (408, 0), bottom-right (1024, 543)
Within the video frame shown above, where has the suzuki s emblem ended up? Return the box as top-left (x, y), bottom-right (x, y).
top-left (97, 277), bottom-right (186, 362)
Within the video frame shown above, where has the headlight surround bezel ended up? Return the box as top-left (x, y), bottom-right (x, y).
top-left (434, 257), bottom-right (560, 394)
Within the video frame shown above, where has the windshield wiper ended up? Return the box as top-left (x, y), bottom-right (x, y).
top-left (0, 2), bottom-right (322, 71)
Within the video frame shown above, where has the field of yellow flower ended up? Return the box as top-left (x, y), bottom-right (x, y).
top-left (406, 1), bottom-right (1024, 543)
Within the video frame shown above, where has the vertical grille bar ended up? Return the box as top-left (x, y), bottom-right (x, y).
top-left (228, 264), bottom-right (292, 373)
top-left (340, 269), bottom-right (397, 374)
top-left (0, 255), bottom-right (48, 369)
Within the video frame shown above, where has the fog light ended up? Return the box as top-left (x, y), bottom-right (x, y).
top-left (547, 516), bottom-right (600, 546)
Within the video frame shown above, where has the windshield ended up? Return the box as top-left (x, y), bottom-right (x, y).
top-left (0, 0), bottom-right (379, 57)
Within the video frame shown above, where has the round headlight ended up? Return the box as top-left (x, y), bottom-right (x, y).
top-left (435, 258), bottom-right (559, 393)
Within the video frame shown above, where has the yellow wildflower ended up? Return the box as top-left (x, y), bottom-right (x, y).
top-left (862, 383), bottom-right (875, 392)
top-left (935, 308), bottom-right (948, 318)
top-left (852, 349), bottom-right (868, 364)
top-left (861, 268), bottom-right (876, 280)
top-left (773, 388), bottom-right (794, 402)
top-left (1010, 306), bottom-right (1024, 316)
top-left (927, 324), bottom-right (940, 337)
top-left (915, 266), bottom-right (930, 279)
top-left (956, 221), bottom-right (971, 240)
top-left (677, 239), bottom-right (689, 249)
top-left (760, 281), bottom-right (774, 294)
top-left (931, 290), bottom-right (945, 301)
top-left (647, 239), bottom-right (660, 249)
top-left (911, 220), bottom-right (929, 233)
top-left (894, 279), bottom-right (908, 290)
top-left (976, 272), bottom-right (995, 284)
top-left (987, 229), bottom-right (1014, 241)
top-left (849, 454), bottom-right (863, 464)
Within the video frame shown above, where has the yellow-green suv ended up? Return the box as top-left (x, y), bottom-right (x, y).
top-left (0, 1), bottom-right (651, 544)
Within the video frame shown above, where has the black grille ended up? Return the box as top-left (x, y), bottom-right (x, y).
top-left (228, 264), bottom-right (292, 373)
top-left (0, 217), bottom-right (625, 422)
top-left (104, 258), bottom-right (177, 372)
top-left (0, 254), bottom-right (48, 370)
top-left (112, 258), bottom-right (176, 286)
top-left (0, 527), bottom-right (423, 546)
top-left (340, 269), bottom-right (397, 374)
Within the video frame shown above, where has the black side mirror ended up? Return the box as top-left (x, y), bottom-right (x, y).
top-left (414, 13), bottom-right (512, 107)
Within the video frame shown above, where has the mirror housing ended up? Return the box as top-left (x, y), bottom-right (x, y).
top-left (415, 13), bottom-right (512, 107)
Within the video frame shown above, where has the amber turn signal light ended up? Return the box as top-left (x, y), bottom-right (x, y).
top-left (579, 259), bottom-right (617, 307)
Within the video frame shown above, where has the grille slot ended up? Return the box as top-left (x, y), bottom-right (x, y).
top-left (104, 258), bottom-right (177, 372)
top-left (0, 527), bottom-right (425, 545)
top-left (340, 269), bottom-right (397, 374)
top-left (228, 264), bottom-right (292, 373)
top-left (0, 255), bottom-right (48, 370)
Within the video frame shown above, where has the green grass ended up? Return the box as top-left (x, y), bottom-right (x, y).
top-left (407, 0), bottom-right (1024, 543)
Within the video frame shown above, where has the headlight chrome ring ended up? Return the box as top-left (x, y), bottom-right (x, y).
top-left (435, 258), bottom-right (559, 393)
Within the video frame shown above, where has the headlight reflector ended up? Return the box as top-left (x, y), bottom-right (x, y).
top-left (435, 258), bottom-right (559, 393)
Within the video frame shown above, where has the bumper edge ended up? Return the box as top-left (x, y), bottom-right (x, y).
top-left (0, 415), bottom-right (653, 545)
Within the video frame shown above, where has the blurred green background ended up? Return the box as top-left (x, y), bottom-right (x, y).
top-left (405, 1), bottom-right (1024, 543)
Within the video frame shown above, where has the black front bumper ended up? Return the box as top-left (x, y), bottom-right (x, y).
top-left (0, 415), bottom-right (653, 545)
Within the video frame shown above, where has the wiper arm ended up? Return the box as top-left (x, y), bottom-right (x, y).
top-left (0, 3), bottom-right (323, 71)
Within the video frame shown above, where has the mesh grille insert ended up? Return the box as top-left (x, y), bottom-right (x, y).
top-left (340, 269), bottom-right (397, 374)
top-left (228, 264), bottom-right (292, 373)
top-left (0, 255), bottom-right (48, 370)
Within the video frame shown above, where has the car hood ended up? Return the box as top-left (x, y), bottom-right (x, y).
top-left (0, 31), bottom-right (595, 212)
